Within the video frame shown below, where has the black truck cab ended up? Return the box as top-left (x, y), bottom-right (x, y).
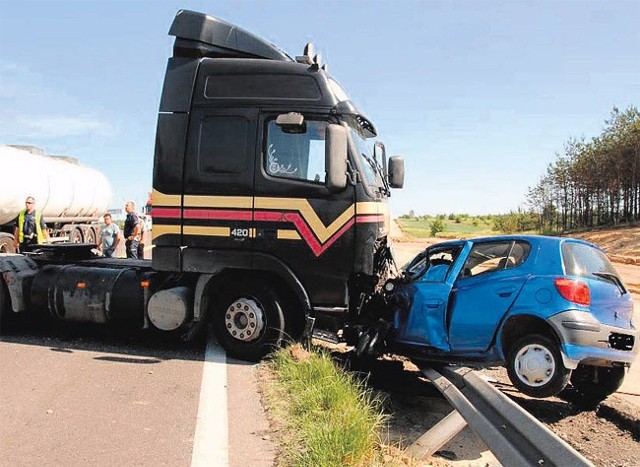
top-left (0, 11), bottom-right (403, 361)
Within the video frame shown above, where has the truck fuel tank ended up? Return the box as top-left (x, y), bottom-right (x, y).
top-left (30, 265), bottom-right (150, 326)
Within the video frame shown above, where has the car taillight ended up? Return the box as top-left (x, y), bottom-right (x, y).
top-left (555, 278), bottom-right (591, 306)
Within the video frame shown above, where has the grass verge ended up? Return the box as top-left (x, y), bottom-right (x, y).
top-left (262, 345), bottom-right (388, 466)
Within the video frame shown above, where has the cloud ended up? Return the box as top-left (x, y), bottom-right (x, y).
top-left (0, 61), bottom-right (111, 139)
top-left (10, 115), bottom-right (111, 139)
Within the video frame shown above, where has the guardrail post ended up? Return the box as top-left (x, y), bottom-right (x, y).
top-left (406, 409), bottom-right (467, 460)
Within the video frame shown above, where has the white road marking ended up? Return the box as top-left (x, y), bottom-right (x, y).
top-left (191, 331), bottom-right (228, 467)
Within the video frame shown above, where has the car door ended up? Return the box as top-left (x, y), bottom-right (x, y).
top-left (448, 240), bottom-right (532, 352)
top-left (394, 243), bottom-right (466, 351)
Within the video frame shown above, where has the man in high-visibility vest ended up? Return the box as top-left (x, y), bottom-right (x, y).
top-left (13, 196), bottom-right (50, 252)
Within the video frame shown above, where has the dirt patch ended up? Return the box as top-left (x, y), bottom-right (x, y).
top-left (347, 356), bottom-right (639, 466)
top-left (480, 367), bottom-right (640, 466)
top-left (566, 226), bottom-right (640, 265)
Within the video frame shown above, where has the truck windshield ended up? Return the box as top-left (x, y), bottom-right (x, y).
top-left (345, 118), bottom-right (383, 188)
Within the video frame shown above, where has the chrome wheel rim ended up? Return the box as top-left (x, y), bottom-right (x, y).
top-left (514, 343), bottom-right (555, 387)
top-left (224, 298), bottom-right (265, 342)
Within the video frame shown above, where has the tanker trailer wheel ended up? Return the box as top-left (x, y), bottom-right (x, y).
top-left (70, 227), bottom-right (83, 243)
top-left (213, 279), bottom-right (285, 362)
top-left (0, 233), bottom-right (16, 253)
top-left (84, 227), bottom-right (97, 246)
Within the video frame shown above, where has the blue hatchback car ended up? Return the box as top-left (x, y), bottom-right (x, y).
top-left (387, 235), bottom-right (638, 400)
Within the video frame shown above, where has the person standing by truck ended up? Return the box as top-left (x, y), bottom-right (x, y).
top-left (12, 196), bottom-right (49, 252)
top-left (123, 201), bottom-right (140, 259)
top-left (98, 212), bottom-right (121, 258)
top-left (136, 216), bottom-right (145, 259)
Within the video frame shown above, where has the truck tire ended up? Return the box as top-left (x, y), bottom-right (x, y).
top-left (84, 226), bottom-right (97, 246)
top-left (0, 233), bottom-right (15, 253)
top-left (570, 364), bottom-right (625, 405)
top-left (213, 279), bottom-right (285, 361)
top-left (506, 333), bottom-right (571, 398)
top-left (70, 227), bottom-right (83, 243)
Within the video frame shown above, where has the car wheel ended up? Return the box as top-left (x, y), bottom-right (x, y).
top-left (212, 280), bottom-right (285, 362)
top-left (570, 364), bottom-right (625, 405)
top-left (506, 333), bottom-right (571, 398)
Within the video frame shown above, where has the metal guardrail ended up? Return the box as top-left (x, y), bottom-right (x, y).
top-left (421, 366), bottom-right (593, 466)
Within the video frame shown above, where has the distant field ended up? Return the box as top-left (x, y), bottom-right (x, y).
top-left (397, 217), bottom-right (496, 239)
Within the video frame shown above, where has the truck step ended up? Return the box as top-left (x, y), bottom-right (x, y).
top-left (312, 329), bottom-right (340, 344)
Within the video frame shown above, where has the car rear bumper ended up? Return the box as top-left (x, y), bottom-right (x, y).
top-left (547, 310), bottom-right (638, 369)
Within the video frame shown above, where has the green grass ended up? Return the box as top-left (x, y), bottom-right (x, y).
top-left (265, 346), bottom-right (387, 466)
top-left (397, 217), bottom-right (496, 238)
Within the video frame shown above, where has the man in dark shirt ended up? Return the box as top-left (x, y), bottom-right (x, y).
top-left (123, 200), bottom-right (141, 259)
top-left (13, 196), bottom-right (49, 252)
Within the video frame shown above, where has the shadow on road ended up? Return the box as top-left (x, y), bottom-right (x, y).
top-left (0, 316), bottom-right (206, 363)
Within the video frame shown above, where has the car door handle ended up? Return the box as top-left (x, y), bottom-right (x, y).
top-left (497, 287), bottom-right (516, 298)
top-left (425, 300), bottom-right (442, 309)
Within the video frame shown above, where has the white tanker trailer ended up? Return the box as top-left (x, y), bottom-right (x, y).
top-left (0, 145), bottom-right (112, 252)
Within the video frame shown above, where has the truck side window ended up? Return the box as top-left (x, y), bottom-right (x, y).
top-left (199, 116), bottom-right (250, 174)
top-left (265, 120), bottom-right (326, 183)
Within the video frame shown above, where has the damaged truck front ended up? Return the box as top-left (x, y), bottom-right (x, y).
top-left (0, 10), bottom-right (404, 361)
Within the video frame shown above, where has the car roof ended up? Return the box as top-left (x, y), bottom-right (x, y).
top-left (428, 235), bottom-right (601, 251)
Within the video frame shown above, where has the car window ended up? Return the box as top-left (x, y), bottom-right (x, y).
top-left (405, 246), bottom-right (462, 282)
top-left (461, 240), bottom-right (531, 278)
top-left (562, 242), bottom-right (618, 278)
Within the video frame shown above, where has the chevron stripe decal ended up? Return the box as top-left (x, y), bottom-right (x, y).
top-left (152, 190), bottom-right (388, 256)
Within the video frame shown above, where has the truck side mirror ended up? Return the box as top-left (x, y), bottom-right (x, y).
top-left (388, 156), bottom-right (404, 189)
top-left (325, 124), bottom-right (348, 193)
top-left (276, 112), bottom-right (306, 134)
top-left (374, 141), bottom-right (387, 177)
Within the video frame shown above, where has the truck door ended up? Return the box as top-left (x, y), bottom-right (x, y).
top-left (182, 107), bottom-right (257, 251)
top-left (253, 114), bottom-right (355, 306)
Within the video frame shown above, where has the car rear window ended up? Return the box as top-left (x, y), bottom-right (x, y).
top-left (562, 242), bottom-right (618, 277)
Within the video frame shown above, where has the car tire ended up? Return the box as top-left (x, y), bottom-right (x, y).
top-left (570, 364), bottom-right (625, 405)
top-left (212, 279), bottom-right (285, 362)
top-left (506, 333), bottom-right (571, 398)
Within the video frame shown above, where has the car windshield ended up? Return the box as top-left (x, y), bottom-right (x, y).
top-left (562, 242), bottom-right (619, 279)
top-left (344, 118), bottom-right (382, 187)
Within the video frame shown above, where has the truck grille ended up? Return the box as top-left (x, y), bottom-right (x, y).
top-left (609, 333), bottom-right (635, 351)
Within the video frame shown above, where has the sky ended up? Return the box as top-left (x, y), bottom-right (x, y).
top-left (1, 0), bottom-right (638, 216)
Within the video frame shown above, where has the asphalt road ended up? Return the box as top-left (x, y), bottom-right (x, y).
top-left (0, 322), bottom-right (275, 467)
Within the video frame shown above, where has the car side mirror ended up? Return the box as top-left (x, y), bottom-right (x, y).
top-left (325, 124), bottom-right (348, 193)
top-left (388, 156), bottom-right (404, 188)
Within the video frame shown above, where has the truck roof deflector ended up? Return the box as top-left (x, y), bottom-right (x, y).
top-left (169, 10), bottom-right (292, 61)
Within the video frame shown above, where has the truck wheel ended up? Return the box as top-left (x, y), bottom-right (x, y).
top-left (70, 227), bottom-right (83, 243)
top-left (84, 227), bottom-right (97, 246)
top-left (506, 333), bottom-right (571, 398)
top-left (213, 280), bottom-right (285, 362)
top-left (0, 234), bottom-right (15, 253)
top-left (570, 364), bottom-right (625, 405)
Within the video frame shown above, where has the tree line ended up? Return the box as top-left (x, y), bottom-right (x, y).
top-left (527, 106), bottom-right (640, 232)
